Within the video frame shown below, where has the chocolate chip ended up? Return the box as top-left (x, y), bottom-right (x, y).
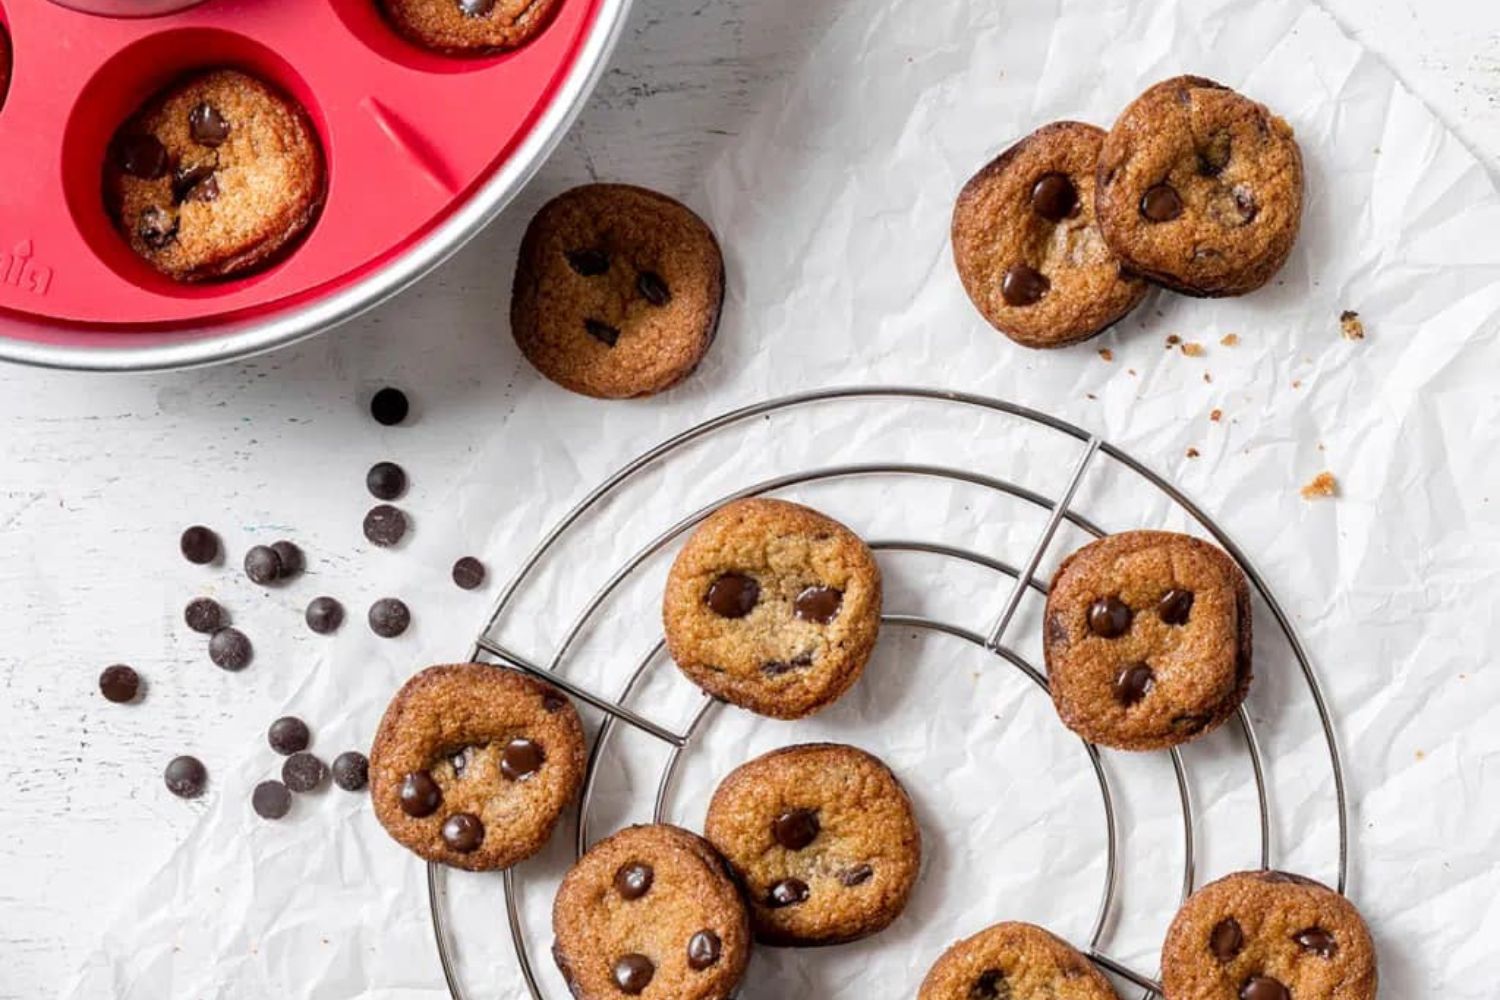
top-left (186, 174), bottom-right (219, 203)
top-left (184, 597), bottom-right (225, 634)
top-left (363, 505), bottom-right (408, 547)
top-left (500, 737), bottom-right (544, 781)
top-left (541, 688), bottom-right (567, 712)
top-left (267, 716), bottom-right (310, 755)
top-left (1210, 917), bottom-right (1244, 960)
top-left (1292, 927), bottom-right (1337, 958)
top-left (1198, 132), bottom-right (1232, 176)
top-left (458, 0), bottom-right (493, 15)
top-left (399, 770), bottom-right (441, 816)
top-left (1239, 976), bottom-right (1290, 1000)
top-left (1030, 172), bottom-right (1078, 221)
top-left (305, 596), bottom-right (344, 634)
top-left (1001, 263), bottom-right (1049, 306)
top-left (584, 318), bottom-right (620, 347)
top-left (368, 598), bottom-right (410, 637)
top-left (252, 780), bottom-right (291, 820)
top-left (1159, 588), bottom-right (1194, 625)
top-left (164, 755), bottom-right (207, 798)
top-left (370, 387), bottom-right (409, 426)
top-left (331, 751), bottom-right (369, 791)
top-left (282, 752), bottom-right (327, 792)
top-left (1141, 183), bottom-right (1184, 222)
top-left (1045, 613), bottom-right (1068, 646)
top-left (793, 585), bottom-right (843, 624)
top-left (970, 969), bottom-right (1010, 999)
top-left (271, 540), bottom-right (303, 578)
top-left (208, 627), bottom-right (252, 670)
top-left (840, 864), bottom-right (873, 886)
top-left (452, 556), bottom-right (486, 590)
top-left (565, 247), bottom-right (609, 275)
top-left (612, 954), bottom-right (654, 995)
top-left (99, 664), bottom-right (140, 704)
top-left (762, 652), bottom-right (813, 675)
top-left (441, 813), bottom-right (484, 852)
top-left (116, 133), bottom-right (169, 179)
top-left (686, 930), bottom-right (721, 970)
top-left (1114, 663), bottom-right (1155, 706)
top-left (1087, 596), bottom-right (1132, 638)
top-left (450, 745), bottom-right (473, 778)
top-left (772, 808), bottom-right (820, 850)
top-left (706, 573), bottom-right (759, 618)
top-left (636, 271), bottom-right (671, 306)
top-left (171, 162), bottom-right (216, 204)
top-left (1171, 712), bottom-right (1212, 733)
top-left (614, 862), bottom-right (654, 900)
top-left (180, 525), bottom-right (219, 564)
top-left (366, 461), bottom-right (407, 500)
top-left (766, 877), bottom-right (809, 908)
top-left (137, 206), bottom-right (178, 251)
top-left (244, 545), bottom-right (282, 585)
top-left (1232, 186), bottom-right (1258, 224)
top-left (187, 102), bottom-right (231, 147)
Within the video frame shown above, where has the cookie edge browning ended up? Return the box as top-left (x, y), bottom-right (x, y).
top-left (917, 920), bottom-right (1120, 1000)
top-left (551, 823), bottom-right (751, 1000)
top-left (1160, 869), bottom-right (1378, 1000)
top-left (1094, 75), bottom-right (1304, 298)
top-left (509, 183), bottom-right (726, 399)
top-left (1043, 529), bottom-right (1253, 752)
top-left (368, 662), bottom-right (586, 871)
top-left (704, 742), bottom-right (922, 947)
top-left (662, 498), bottom-right (883, 720)
top-left (380, 0), bottom-right (563, 55)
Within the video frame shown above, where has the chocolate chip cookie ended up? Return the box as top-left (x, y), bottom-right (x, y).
top-left (1161, 870), bottom-right (1377, 1000)
top-left (662, 498), bottom-right (882, 719)
top-left (381, 0), bottom-right (559, 54)
top-left (1043, 530), bottom-right (1251, 751)
top-left (1095, 76), bottom-right (1303, 297)
top-left (919, 921), bottom-right (1120, 1000)
top-left (369, 663), bottom-right (585, 871)
top-left (952, 121), bottom-right (1148, 348)
top-left (552, 823), bottom-right (751, 1000)
top-left (104, 69), bottom-right (324, 282)
top-left (704, 743), bottom-right (920, 946)
top-left (511, 184), bottom-right (724, 399)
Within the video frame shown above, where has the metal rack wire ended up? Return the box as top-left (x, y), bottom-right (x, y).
top-left (425, 386), bottom-right (1349, 999)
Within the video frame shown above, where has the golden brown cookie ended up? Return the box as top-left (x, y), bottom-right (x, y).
top-left (381, 0), bottom-right (559, 54)
top-left (104, 69), bottom-right (324, 282)
top-left (952, 121), bottom-right (1148, 348)
top-left (511, 184), bottom-right (724, 399)
top-left (1161, 870), bottom-right (1377, 1000)
top-left (704, 743), bottom-right (920, 946)
top-left (1043, 530), bottom-right (1251, 751)
top-left (919, 921), bottom-right (1120, 1000)
top-left (1095, 76), bottom-right (1303, 297)
top-left (369, 663), bottom-right (585, 871)
top-left (552, 824), bottom-right (751, 1000)
top-left (662, 498), bottom-right (882, 719)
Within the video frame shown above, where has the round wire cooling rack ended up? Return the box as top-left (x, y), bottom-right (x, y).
top-left (424, 385), bottom-right (1350, 999)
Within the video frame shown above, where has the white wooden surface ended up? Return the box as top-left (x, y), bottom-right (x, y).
top-left (0, 0), bottom-right (1496, 996)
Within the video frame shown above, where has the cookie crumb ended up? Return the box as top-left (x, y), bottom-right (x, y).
top-left (1098, 348), bottom-right (1114, 362)
top-left (1127, 368), bottom-right (1137, 377)
top-left (1292, 379), bottom-right (1302, 389)
top-left (1181, 342), bottom-right (1205, 357)
top-left (1186, 447), bottom-right (1200, 458)
top-left (1220, 333), bottom-right (1240, 347)
top-left (1210, 408), bottom-right (1222, 422)
top-left (1165, 334), bottom-right (1181, 348)
top-left (1203, 372), bottom-right (1213, 383)
top-left (1085, 392), bottom-right (1098, 400)
top-left (1300, 471), bottom-right (1338, 499)
top-left (1414, 749), bottom-right (1426, 761)
top-left (1339, 310), bottom-right (1365, 340)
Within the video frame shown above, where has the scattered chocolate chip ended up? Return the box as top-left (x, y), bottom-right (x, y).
top-left (208, 627), bottom-right (252, 670)
top-left (244, 545), bottom-right (282, 585)
top-left (1001, 263), bottom-right (1049, 306)
top-left (267, 716), bottom-right (310, 756)
top-left (270, 540), bottom-right (303, 578)
top-left (970, 969), bottom-right (1010, 1000)
top-left (366, 461), bottom-right (407, 500)
top-left (762, 652), bottom-right (813, 676)
top-left (686, 929), bottom-right (721, 969)
top-left (706, 573), bottom-right (759, 618)
top-left (1210, 917), bottom-right (1244, 960)
top-left (184, 597), bottom-right (225, 634)
top-left (187, 102), bottom-right (230, 147)
top-left (1045, 613), bottom-right (1068, 646)
top-left (1114, 663), bottom-right (1155, 706)
top-left (452, 556), bottom-right (486, 590)
top-left (541, 688), bottom-right (567, 712)
top-left (282, 752), bottom-right (326, 792)
top-left (772, 808), bottom-right (820, 850)
top-left (1087, 596), bottom-right (1132, 638)
top-left (363, 505), bottom-right (408, 547)
top-left (565, 247), bottom-right (609, 276)
top-left (1198, 132), bottom-right (1232, 176)
top-left (332, 751), bottom-right (369, 791)
top-left (1171, 712), bottom-right (1212, 733)
top-left (636, 271), bottom-right (671, 306)
top-left (305, 596), bottom-right (344, 635)
top-left (793, 585), bottom-right (843, 624)
top-left (116, 133), bottom-right (169, 179)
top-left (1232, 185), bottom-right (1258, 224)
top-left (442, 813), bottom-right (484, 852)
top-left (99, 664), bottom-right (140, 704)
top-left (186, 174), bottom-right (219, 203)
top-left (449, 745), bottom-right (473, 778)
top-left (164, 755), bottom-right (207, 799)
top-left (614, 862), bottom-right (654, 900)
top-left (1141, 183), bottom-right (1184, 222)
top-left (584, 318), bottom-right (621, 347)
top-left (612, 954), bottom-right (654, 995)
top-left (1030, 172), bottom-right (1079, 221)
top-left (137, 206), bottom-right (178, 251)
top-left (180, 525), bottom-right (219, 564)
top-left (840, 864), bottom-right (874, 886)
top-left (370, 387), bottom-right (409, 426)
top-left (1159, 588), bottom-right (1194, 625)
top-left (500, 738), bottom-right (544, 781)
top-left (252, 780), bottom-right (292, 820)
top-left (1292, 927), bottom-right (1337, 958)
top-left (171, 162), bottom-right (216, 204)
top-left (1239, 976), bottom-right (1290, 1000)
top-left (368, 598), bottom-right (410, 638)
top-left (766, 877), bottom-right (809, 908)
top-left (399, 770), bottom-right (442, 817)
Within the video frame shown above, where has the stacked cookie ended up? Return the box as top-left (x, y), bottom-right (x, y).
top-left (953, 76), bottom-right (1304, 348)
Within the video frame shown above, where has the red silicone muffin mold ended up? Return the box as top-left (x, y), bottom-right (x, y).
top-left (0, 0), bottom-right (604, 329)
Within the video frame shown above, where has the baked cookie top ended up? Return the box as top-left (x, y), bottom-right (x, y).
top-left (662, 498), bottom-right (882, 719)
top-left (381, 0), bottom-right (560, 54)
top-left (511, 183), bottom-right (724, 399)
top-left (1094, 76), bottom-right (1303, 297)
top-left (369, 663), bottom-right (585, 871)
top-left (952, 120), bottom-right (1148, 348)
top-left (1161, 870), bottom-right (1377, 1000)
top-left (552, 823), bottom-right (751, 1000)
top-left (104, 68), bottom-right (324, 282)
top-left (1043, 530), bottom-right (1251, 751)
top-left (703, 743), bottom-right (921, 946)
top-left (919, 921), bottom-right (1120, 1000)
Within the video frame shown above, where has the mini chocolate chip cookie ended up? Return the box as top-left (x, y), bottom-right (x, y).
top-left (952, 121), bottom-right (1148, 348)
top-left (511, 184), bottom-right (724, 399)
top-left (381, 0), bottom-right (559, 54)
top-left (1043, 530), bottom-right (1251, 751)
top-left (369, 663), bottom-right (585, 871)
top-left (1161, 870), bottom-right (1377, 1000)
top-left (662, 498), bottom-right (882, 719)
top-left (104, 69), bottom-right (324, 282)
top-left (552, 823), bottom-right (751, 1000)
top-left (1095, 76), bottom-right (1303, 297)
top-left (704, 743), bottom-right (920, 946)
top-left (919, 921), bottom-right (1120, 1000)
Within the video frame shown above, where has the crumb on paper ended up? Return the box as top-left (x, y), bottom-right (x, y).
top-left (1181, 342), bottom-right (1205, 357)
top-left (1415, 749), bottom-right (1426, 761)
top-left (1203, 372), bottom-right (1213, 383)
top-left (1210, 408), bottom-right (1223, 422)
top-left (1165, 334), bottom-right (1181, 348)
top-left (1220, 333), bottom-right (1240, 347)
top-left (1301, 471), bottom-right (1338, 499)
top-left (1098, 348), bottom-right (1113, 362)
top-left (1340, 309), bottom-right (1365, 340)
top-left (1128, 368), bottom-right (1137, 377)
top-left (1085, 392), bottom-right (1098, 400)
top-left (1292, 379), bottom-right (1303, 389)
top-left (1186, 447), bottom-right (1200, 458)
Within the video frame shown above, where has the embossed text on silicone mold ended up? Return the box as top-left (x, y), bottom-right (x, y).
top-left (1, 241), bottom-right (53, 296)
